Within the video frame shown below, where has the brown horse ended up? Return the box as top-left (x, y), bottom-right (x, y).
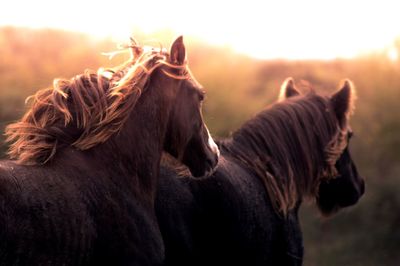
top-left (156, 78), bottom-right (364, 266)
top-left (0, 36), bottom-right (219, 265)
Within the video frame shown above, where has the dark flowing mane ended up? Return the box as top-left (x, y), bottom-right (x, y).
top-left (5, 46), bottom-right (188, 165)
top-left (219, 92), bottom-right (348, 215)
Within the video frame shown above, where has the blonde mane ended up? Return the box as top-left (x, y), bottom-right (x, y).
top-left (6, 45), bottom-right (188, 165)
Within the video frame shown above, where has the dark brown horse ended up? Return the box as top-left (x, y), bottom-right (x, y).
top-left (0, 36), bottom-right (219, 265)
top-left (156, 78), bottom-right (365, 266)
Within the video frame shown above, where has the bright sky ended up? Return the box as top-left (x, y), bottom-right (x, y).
top-left (1, 0), bottom-right (399, 59)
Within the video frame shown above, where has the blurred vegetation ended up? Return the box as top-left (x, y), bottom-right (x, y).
top-left (1, 27), bottom-right (399, 265)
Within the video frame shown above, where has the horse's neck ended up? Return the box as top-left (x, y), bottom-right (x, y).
top-left (91, 95), bottom-right (170, 200)
top-left (228, 114), bottom-right (322, 201)
top-left (223, 133), bottom-right (274, 175)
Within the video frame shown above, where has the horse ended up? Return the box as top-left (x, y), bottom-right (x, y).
top-left (156, 78), bottom-right (365, 266)
top-left (0, 36), bottom-right (219, 265)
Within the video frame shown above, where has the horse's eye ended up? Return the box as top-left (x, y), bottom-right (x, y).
top-left (199, 91), bottom-right (205, 101)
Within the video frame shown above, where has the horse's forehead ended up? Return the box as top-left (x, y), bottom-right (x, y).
top-left (184, 69), bottom-right (203, 91)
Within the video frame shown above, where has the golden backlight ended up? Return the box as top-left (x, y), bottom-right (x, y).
top-left (0, 0), bottom-right (399, 60)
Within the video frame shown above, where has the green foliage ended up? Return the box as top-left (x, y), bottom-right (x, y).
top-left (1, 27), bottom-right (399, 265)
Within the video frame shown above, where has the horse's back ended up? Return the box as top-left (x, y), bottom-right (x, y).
top-left (0, 159), bottom-right (97, 265)
top-left (0, 159), bottom-right (164, 266)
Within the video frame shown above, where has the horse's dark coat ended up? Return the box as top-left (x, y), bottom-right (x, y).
top-left (0, 150), bottom-right (164, 265)
top-left (156, 79), bottom-right (364, 266)
top-left (158, 155), bottom-right (304, 266)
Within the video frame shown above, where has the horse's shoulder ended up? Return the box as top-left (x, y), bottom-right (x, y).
top-left (210, 155), bottom-right (275, 215)
top-left (0, 160), bottom-right (22, 185)
top-left (0, 159), bottom-right (17, 172)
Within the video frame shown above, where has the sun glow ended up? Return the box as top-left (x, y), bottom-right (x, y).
top-left (1, 0), bottom-right (399, 60)
top-left (387, 46), bottom-right (399, 61)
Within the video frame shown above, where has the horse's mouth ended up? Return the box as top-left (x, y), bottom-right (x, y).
top-left (188, 153), bottom-right (219, 178)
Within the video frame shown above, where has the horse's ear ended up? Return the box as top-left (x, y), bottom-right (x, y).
top-left (278, 77), bottom-right (300, 101)
top-left (330, 79), bottom-right (356, 128)
top-left (170, 36), bottom-right (186, 65)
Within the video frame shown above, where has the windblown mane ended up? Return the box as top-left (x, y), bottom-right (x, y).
top-left (6, 46), bottom-right (187, 165)
top-left (219, 92), bottom-right (348, 215)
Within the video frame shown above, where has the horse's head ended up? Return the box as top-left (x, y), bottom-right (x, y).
top-left (316, 132), bottom-right (365, 215)
top-left (279, 78), bottom-right (365, 215)
top-left (150, 37), bottom-right (219, 177)
top-left (315, 81), bottom-right (365, 215)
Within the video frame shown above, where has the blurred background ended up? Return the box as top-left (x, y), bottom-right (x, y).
top-left (1, 1), bottom-right (399, 265)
